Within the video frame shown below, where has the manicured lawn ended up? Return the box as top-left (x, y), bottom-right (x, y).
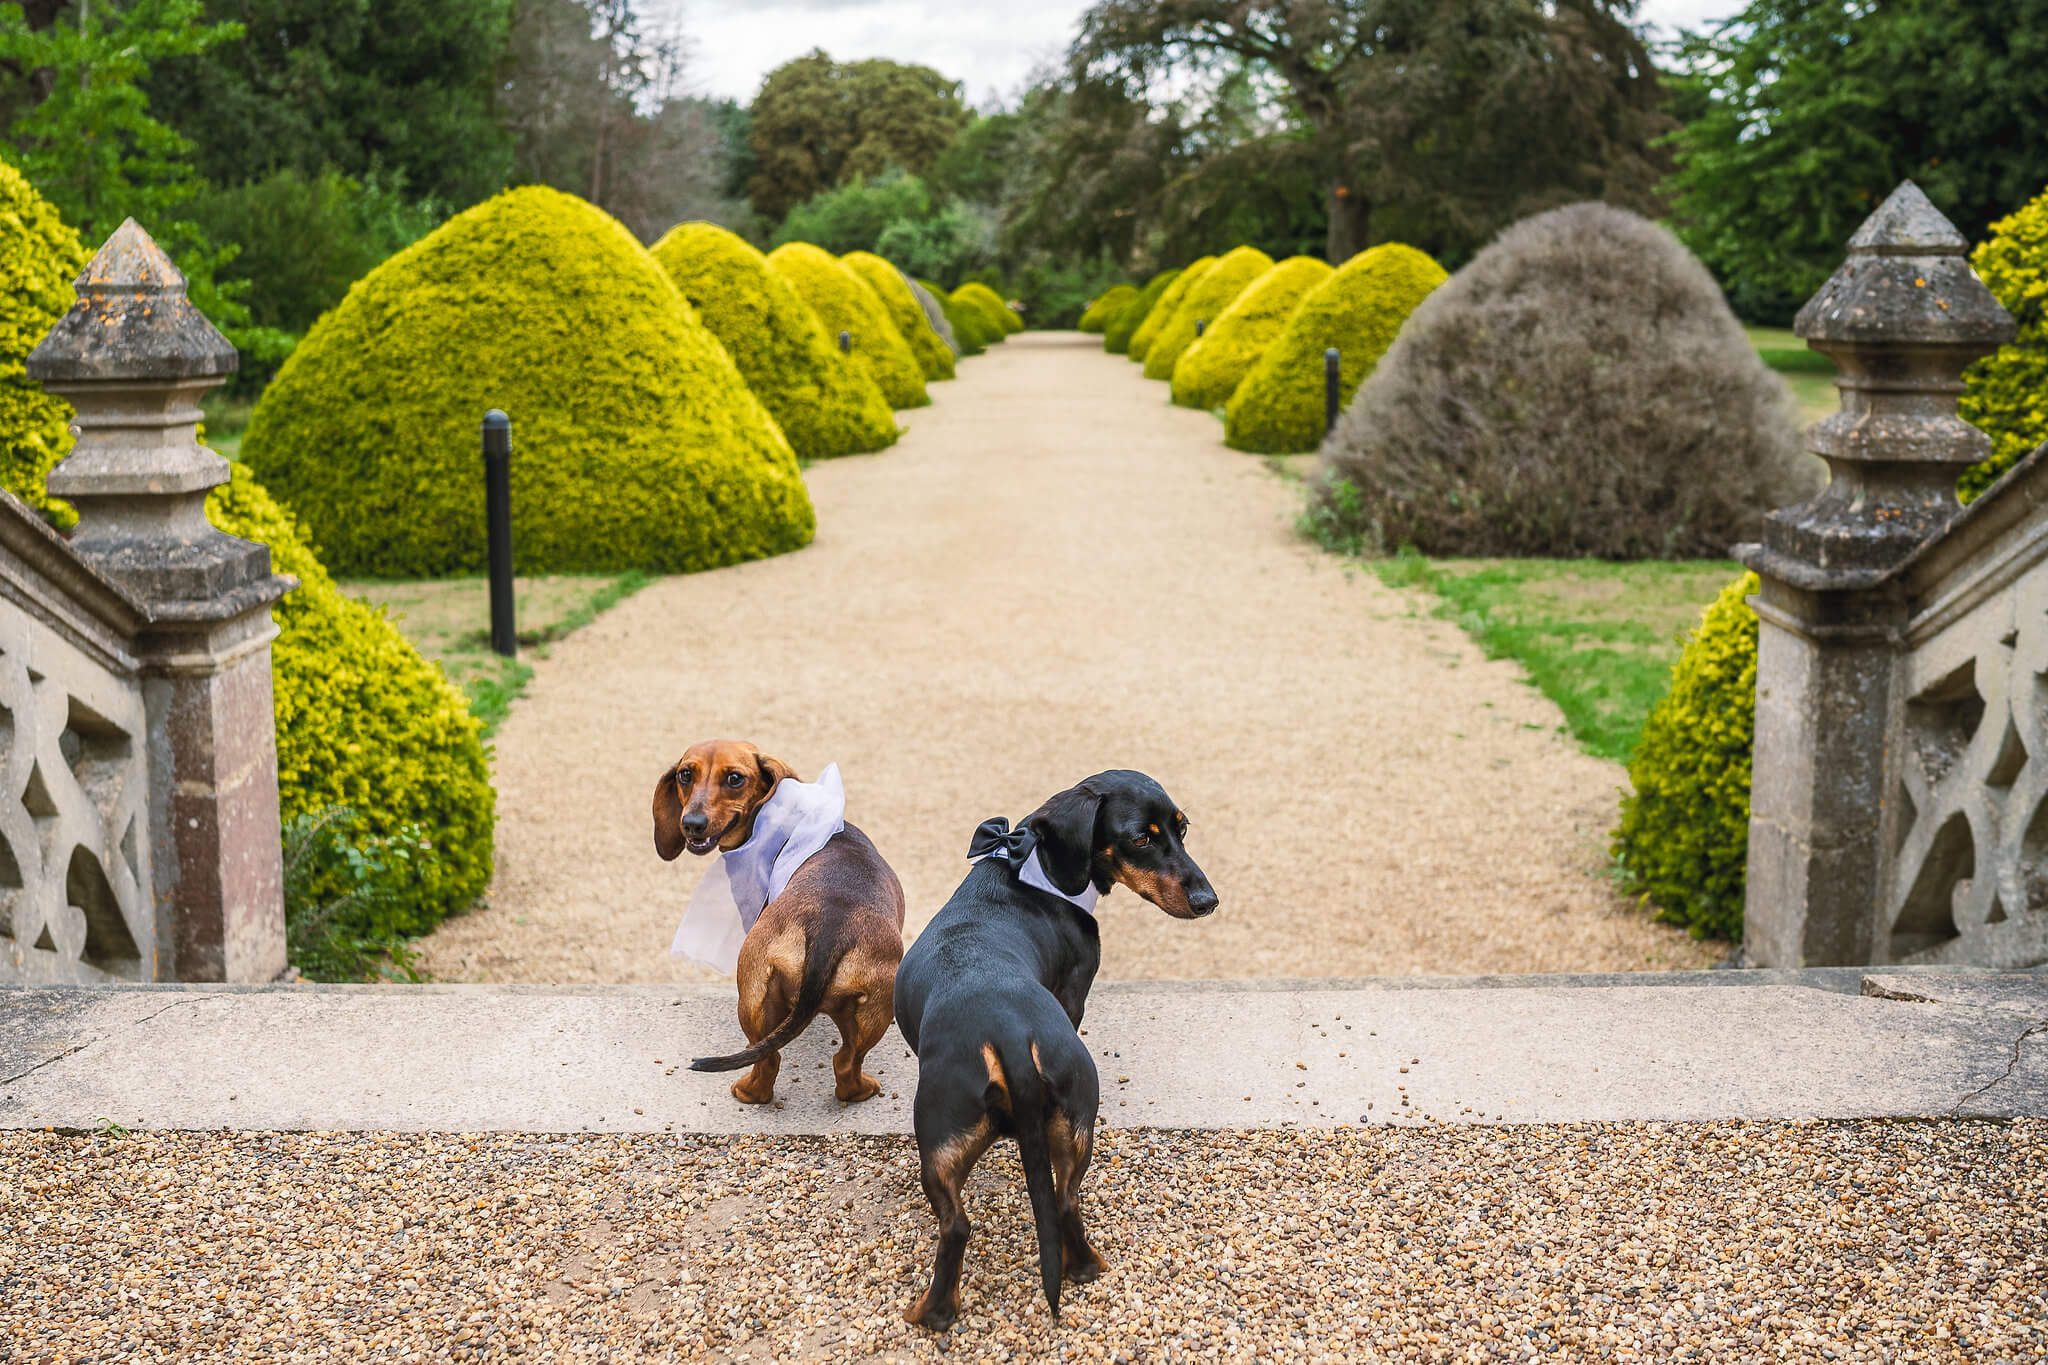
top-left (199, 392), bottom-right (257, 459)
top-left (340, 573), bottom-right (652, 735)
top-left (1745, 324), bottom-right (1838, 428)
top-left (1368, 552), bottom-right (1740, 764)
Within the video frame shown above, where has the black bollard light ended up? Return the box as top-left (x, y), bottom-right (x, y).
top-left (1194, 318), bottom-right (1207, 337)
top-left (482, 409), bottom-right (516, 659)
top-left (1324, 347), bottom-right (1341, 438)
top-left (838, 330), bottom-right (851, 354)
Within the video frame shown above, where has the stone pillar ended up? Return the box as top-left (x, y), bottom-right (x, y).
top-left (1737, 182), bottom-right (2014, 966)
top-left (26, 220), bottom-right (296, 982)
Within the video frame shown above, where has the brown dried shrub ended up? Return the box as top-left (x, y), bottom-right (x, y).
top-left (1313, 203), bottom-right (1813, 559)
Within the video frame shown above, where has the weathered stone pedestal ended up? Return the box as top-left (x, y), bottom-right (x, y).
top-left (26, 221), bottom-right (295, 982)
top-left (1738, 184), bottom-right (2016, 966)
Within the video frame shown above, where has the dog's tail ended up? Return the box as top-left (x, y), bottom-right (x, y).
top-left (996, 1035), bottom-right (1067, 1322)
top-left (688, 925), bottom-right (849, 1073)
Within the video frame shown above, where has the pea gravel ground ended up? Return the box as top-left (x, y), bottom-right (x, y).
top-left (418, 333), bottom-right (1716, 985)
top-left (4, 1121), bottom-right (2040, 1363)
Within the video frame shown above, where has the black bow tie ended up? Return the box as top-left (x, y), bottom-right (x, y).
top-left (967, 816), bottom-right (1037, 866)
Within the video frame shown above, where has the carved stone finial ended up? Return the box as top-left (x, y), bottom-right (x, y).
top-left (23, 219), bottom-right (281, 612)
top-left (1760, 182), bottom-right (2017, 579)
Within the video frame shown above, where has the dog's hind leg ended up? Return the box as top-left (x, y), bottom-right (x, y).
top-left (1048, 1111), bottom-right (1106, 1283)
top-left (826, 984), bottom-right (893, 1103)
top-left (905, 1104), bottom-right (994, 1331)
top-left (729, 969), bottom-right (792, 1105)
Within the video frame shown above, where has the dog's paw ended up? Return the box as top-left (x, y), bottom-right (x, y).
top-left (1064, 1248), bottom-right (1107, 1284)
top-left (836, 1073), bottom-right (883, 1103)
top-left (730, 1079), bottom-right (776, 1105)
top-left (904, 1292), bottom-right (956, 1332)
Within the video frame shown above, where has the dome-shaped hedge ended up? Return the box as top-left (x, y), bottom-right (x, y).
top-left (953, 282), bottom-right (1019, 336)
top-left (1226, 245), bottom-right (1445, 454)
top-left (770, 242), bottom-right (930, 409)
top-left (650, 221), bottom-right (897, 462)
top-left (905, 276), bottom-right (960, 356)
top-left (843, 251), bottom-right (954, 382)
top-left (208, 462), bottom-right (494, 934)
top-left (1170, 256), bottom-right (1332, 411)
top-left (1129, 257), bottom-right (1214, 363)
top-left (921, 278), bottom-right (988, 355)
top-left (1960, 187), bottom-right (2048, 501)
top-left (0, 158), bottom-right (87, 524)
top-left (241, 186), bottom-right (813, 577)
top-left (1105, 269), bottom-right (1180, 355)
top-left (1611, 573), bottom-right (1758, 941)
top-left (1313, 206), bottom-right (1808, 557)
top-left (1079, 285), bottom-right (1138, 333)
top-left (1143, 246), bottom-right (1275, 380)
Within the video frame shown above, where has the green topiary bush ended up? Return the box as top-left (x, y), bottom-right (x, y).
top-left (1313, 205), bottom-right (1810, 557)
top-left (1170, 256), bottom-right (1332, 412)
top-left (843, 251), bottom-right (955, 382)
top-left (650, 222), bottom-right (898, 462)
top-left (771, 242), bottom-right (931, 409)
top-left (1226, 245), bottom-right (1446, 455)
top-left (1105, 269), bottom-right (1180, 355)
top-left (1960, 186), bottom-right (2048, 502)
top-left (922, 278), bottom-right (989, 355)
top-left (1611, 573), bottom-right (1759, 941)
top-left (0, 157), bottom-right (87, 525)
top-left (1129, 258), bottom-right (1214, 363)
top-left (1079, 285), bottom-right (1138, 334)
top-left (241, 186), bottom-right (814, 577)
top-left (953, 281), bottom-right (1020, 336)
top-left (904, 276), bottom-right (960, 356)
top-left (1144, 246), bottom-right (1275, 380)
top-left (208, 461), bottom-right (495, 935)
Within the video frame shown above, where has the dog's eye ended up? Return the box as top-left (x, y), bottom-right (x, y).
top-left (677, 767), bottom-right (693, 784)
top-left (1131, 833), bottom-right (1151, 848)
top-left (724, 770), bottom-right (747, 788)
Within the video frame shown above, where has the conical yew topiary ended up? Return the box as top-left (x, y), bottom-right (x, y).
top-left (952, 282), bottom-right (1019, 336)
top-left (1960, 186), bottom-right (2048, 501)
top-left (651, 221), bottom-right (897, 461)
top-left (1104, 269), bottom-right (1180, 355)
top-left (905, 276), bottom-right (960, 356)
top-left (1170, 256), bottom-right (1332, 412)
top-left (0, 157), bottom-right (87, 524)
top-left (241, 186), bottom-right (813, 577)
top-left (771, 242), bottom-right (930, 409)
top-left (1225, 244), bottom-right (1447, 454)
top-left (921, 278), bottom-right (989, 355)
top-left (1079, 285), bottom-right (1138, 333)
top-left (1129, 258), bottom-right (1214, 363)
top-left (843, 251), bottom-right (955, 382)
top-left (1143, 246), bottom-right (1274, 380)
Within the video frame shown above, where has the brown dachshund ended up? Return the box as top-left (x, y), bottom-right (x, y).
top-left (653, 740), bottom-right (905, 1104)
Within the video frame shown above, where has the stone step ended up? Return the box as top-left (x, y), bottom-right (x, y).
top-left (3, 967), bottom-right (2042, 1135)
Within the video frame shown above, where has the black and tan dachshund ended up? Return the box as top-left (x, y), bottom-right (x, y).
top-left (893, 770), bottom-right (1217, 1330)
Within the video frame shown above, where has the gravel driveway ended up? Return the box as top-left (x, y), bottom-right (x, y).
top-left (418, 333), bottom-right (1716, 984)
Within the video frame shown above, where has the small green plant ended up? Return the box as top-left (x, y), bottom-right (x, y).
top-left (95, 1118), bottom-right (130, 1138)
top-left (283, 807), bottom-right (439, 983)
top-left (1295, 474), bottom-right (1374, 558)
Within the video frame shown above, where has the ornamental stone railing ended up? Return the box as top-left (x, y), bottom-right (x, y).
top-left (1739, 181), bottom-right (2048, 969)
top-left (0, 220), bottom-right (294, 984)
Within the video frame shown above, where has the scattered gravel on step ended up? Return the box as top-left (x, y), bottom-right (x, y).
top-left (3, 1120), bottom-right (2041, 1362)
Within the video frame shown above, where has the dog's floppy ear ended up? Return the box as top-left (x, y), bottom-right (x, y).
top-left (1023, 781), bottom-right (1104, 896)
top-left (653, 765), bottom-right (687, 862)
top-left (754, 749), bottom-right (798, 793)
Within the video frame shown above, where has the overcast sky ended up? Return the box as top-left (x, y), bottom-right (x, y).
top-left (663, 0), bottom-right (1745, 106)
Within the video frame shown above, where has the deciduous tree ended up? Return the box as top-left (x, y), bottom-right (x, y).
top-left (746, 50), bottom-right (968, 224)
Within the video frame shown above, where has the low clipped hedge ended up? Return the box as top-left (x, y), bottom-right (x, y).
top-left (650, 222), bottom-right (897, 461)
top-left (922, 278), bottom-right (990, 355)
top-left (1079, 285), bottom-right (1138, 333)
top-left (843, 251), bottom-right (955, 382)
top-left (0, 158), bottom-right (86, 525)
top-left (1960, 186), bottom-right (2048, 502)
top-left (242, 186), bottom-right (814, 577)
top-left (771, 242), bottom-right (930, 409)
top-left (1129, 257), bottom-right (1214, 363)
top-left (1143, 247), bottom-right (1275, 381)
top-left (1612, 573), bottom-right (1759, 941)
top-left (905, 276), bottom-right (960, 356)
top-left (953, 282), bottom-right (1020, 336)
top-left (209, 462), bottom-right (495, 934)
top-left (1227, 245), bottom-right (1448, 455)
top-left (1105, 269), bottom-right (1180, 355)
top-left (1170, 256), bottom-right (1332, 411)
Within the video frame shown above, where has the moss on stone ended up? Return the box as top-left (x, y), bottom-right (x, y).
top-left (1226, 244), bottom-right (1447, 455)
top-left (843, 251), bottom-right (955, 382)
top-left (1170, 256), bottom-right (1332, 411)
top-left (1144, 246), bottom-right (1274, 380)
top-left (771, 242), bottom-right (931, 409)
top-left (241, 186), bottom-right (813, 577)
top-left (651, 221), bottom-right (897, 461)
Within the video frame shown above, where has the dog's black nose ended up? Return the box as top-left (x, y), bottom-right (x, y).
top-left (1188, 886), bottom-right (1219, 917)
top-left (681, 812), bottom-right (709, 835)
